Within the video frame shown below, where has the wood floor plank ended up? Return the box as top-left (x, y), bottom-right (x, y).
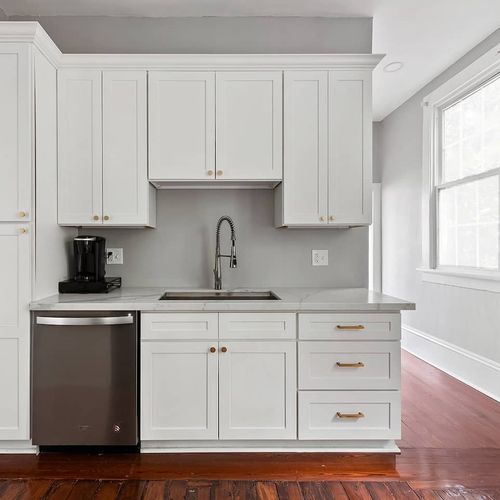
top-left (275, 481), bottom-right (303, 500)
top-left (44, 480), bottom-right (76, 500)
top-left (93, 481), bottom-right (124, 500)
top-left (168, 480), bottom-right (189, 500)
top-left (141, 480), bottom-right (166, 500)
top-left (23, 479), bottom-right (53, 499)
top-left (1, 480), bottom-right (28, 500)
top-left (365, 482), bottom-right (396, 499)
top-left (300, 481), bottom-right (333, 500)
top-left (323, 482), bottom-right (349, 499)
top-left (415, 491), bottom-right (443, 500)
top-left (66, 480), bottom-right (100, 500)
top-left (116, 480), bottom-right (147, 500)
top-left (341, 481), bottom-right (373, 499)
top-left (386, 481), bottom-right (419, 499)
top-left (212, 480), bottom-right (234, 499)
top-left (233, 480), bottom-right (257, 500)
top-left (256, 481), bottom-right (279, 500)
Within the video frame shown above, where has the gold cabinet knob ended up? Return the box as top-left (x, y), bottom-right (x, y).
top-left (103, 215), bottom-right (110, 221)
top-left (19, 227), bottom-right (28, 234)
top-left (209, 347), bottom-right (216, 353)
top-left (217, 170), bottom-right (223, 177)
top-left (329, 215), bottom-right (335, 221)
top-left (221, 346), bottom-right (228, 353)
top-left (207, 170), bottom-right (214, 176)
top-left (18, 211), bottom-right (27, 218)
top-left (93, 215), bottom-right (100, 221)
top-left (319, 216), bottom-right (326, 222)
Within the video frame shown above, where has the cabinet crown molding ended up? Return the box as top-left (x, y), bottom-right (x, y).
top-left (0, 22), bottom-right (384, 70)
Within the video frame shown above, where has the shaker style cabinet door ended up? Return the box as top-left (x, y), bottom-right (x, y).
top-left (58, 69), bottom-right (103, 225)
top-left (141, 341), bottom-right (218, 441)
top-left (218, 341), bottom-right (297, 440)
top-left (149, 72), bottom-right (215, 180)
top-left (216, 72), bottom-right (282, 180)
top-left (102, 71), bottom-right (150, 225)
top-left (328, 70), bottom-right (372, 225)
top-left (0, 44), bottom-right (31, 222)
top-left (281, 71), bottom-right (329, 225)
top-left (0, 225), bottom-right (31, 440)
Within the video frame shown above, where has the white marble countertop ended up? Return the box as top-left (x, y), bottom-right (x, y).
top-left (30, 287), bottom-right (415, 312)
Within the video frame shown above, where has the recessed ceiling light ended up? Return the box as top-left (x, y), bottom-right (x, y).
top-left (383, 61), bottom-right (404, 73)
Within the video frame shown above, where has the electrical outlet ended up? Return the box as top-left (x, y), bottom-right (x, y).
top-left (106, 248), bottom-right (123, 265)
top-left (312, 249), bottom-right (328, 266)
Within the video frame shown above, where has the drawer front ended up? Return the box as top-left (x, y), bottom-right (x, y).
top-left (299, 313), bottom-right (400, 340)
top-left (298, 341), bottom-right (400, 390)
top-left (219, 313), bottom-right (296, 340)
top-left (141, 313), bottom-right (218, 340)
top-left (298, 391), bottom-right (401, 440)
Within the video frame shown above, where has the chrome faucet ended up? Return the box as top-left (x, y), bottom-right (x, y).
top-left (213, 216), bottom-right (237, 290)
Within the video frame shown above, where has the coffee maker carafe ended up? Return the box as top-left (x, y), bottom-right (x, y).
top-left (74, 236), bottom-right (106, 282)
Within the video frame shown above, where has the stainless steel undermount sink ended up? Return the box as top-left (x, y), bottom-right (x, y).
top-left (159, 291), bottom-right (281, 301)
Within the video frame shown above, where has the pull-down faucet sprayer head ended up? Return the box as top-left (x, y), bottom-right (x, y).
top-left (230, 238), bottom-right (237, 268)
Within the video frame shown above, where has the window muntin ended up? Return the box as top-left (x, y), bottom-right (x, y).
top-left (437, 74), bottom-right (500, 272)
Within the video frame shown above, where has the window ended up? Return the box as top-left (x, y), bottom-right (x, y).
top-left (421, 43), bottom-right (500, 292)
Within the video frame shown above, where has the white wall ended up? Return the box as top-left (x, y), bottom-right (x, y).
top-left (378, 30), bottom-right (500, 372)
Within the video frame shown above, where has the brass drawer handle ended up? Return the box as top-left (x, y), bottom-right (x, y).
top-left (207, 170), bottom-right (214, 176)
top-left (336, 325), bottom-right (365, 330)
top-left (221, 346), bottom-right (228, 353)
top-left (19, 211), bottom-right (28, 218)
top-left (336, 412), bottom-right (365, 419)
top-left (336, 362), bottom-right (365, 368)
top-left (209, 347), bottom-right (216, 353)
top-left (103, 215), bottom-right (110, 221)
top-left (93, 215), bottom-right (100, 221)
top-left (217, 170), bottom-right (223, 176)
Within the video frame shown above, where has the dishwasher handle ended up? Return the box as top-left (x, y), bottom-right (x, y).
top-left (36, 315), bottom-right (134, 326)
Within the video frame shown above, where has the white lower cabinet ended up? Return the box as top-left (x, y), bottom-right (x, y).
top-left (141, 341), bottom-right (218, 440)
top-left (218, 341), bottom-right (296, 440)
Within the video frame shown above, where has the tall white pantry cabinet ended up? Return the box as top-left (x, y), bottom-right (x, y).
top-left (0, 31), bottom-right (74, 450)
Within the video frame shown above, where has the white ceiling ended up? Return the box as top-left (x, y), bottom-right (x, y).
top-left (1, 0), bottom-right (500, 120)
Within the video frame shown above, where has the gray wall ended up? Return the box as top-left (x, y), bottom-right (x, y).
top-left (89, 190), bottom-right (368, 288)
top-left (378, 29), bottom-right (500, 363)
top-left (372, 122), bottom-right (382, 183)
top-left (9, 16), bottom-right (372, 54)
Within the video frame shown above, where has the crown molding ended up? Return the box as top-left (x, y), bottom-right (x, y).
top-left (0, 22), bottom-right (383, 70)
top-left (0, 22), bottom-right (62, 66)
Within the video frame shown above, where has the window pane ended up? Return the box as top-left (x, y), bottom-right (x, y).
top-left (438, 176), bottom-right (499, 269)
top-left (442, 74), bottom-right (500, 183)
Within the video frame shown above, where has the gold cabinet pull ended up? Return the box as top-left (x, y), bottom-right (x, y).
top-left (336, 362), bottom-right (365, 368)
top-left (19, 227), bottom-right (28, 234)
top-left (207, 170), bottom-right (214, 176)
top-left (19, 211), bottom-right (28, 218)
top-left (221, 346), bottom-right (228, 353)
top-left (217, 170), bottom-right (224, 177)
top-left (329, 215), bottom-right (335, 221)
top-left (319, 216), bottom-right (326, 222)
top-left (336, 412), bottom-right (365, 419)
top-left (336, 325), bottom-right (365, 330)
top-left (209, 347), bottom-right (216, 353)
top-left (93, 215), bottom-right (100, 221)
top-left (103, 215), bottom-right (110, 221)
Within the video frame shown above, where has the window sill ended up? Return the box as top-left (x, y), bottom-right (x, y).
top-left (417, 268), bottom-right (500, 293)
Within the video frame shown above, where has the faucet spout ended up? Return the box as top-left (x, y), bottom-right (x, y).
top-left (213, 216), bottom-right (237, 290)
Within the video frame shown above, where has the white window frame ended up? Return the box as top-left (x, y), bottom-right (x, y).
top-left (419, 43), bottom-right (500, 293)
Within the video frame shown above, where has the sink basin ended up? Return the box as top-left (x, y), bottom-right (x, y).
top-left (159, 291), bottom-right (281, 301)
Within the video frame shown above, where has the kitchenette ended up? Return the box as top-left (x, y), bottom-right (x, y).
top-left (0, 21), bottom-right (415, 456)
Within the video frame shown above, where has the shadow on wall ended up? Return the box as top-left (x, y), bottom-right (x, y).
top-left (87, 189), bottom-right (369, 288)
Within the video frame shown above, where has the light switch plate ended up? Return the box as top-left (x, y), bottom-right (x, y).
top-left (106, 248), bottom-right (123, 265)
top-left (312, 249), bottom-right (328, 266)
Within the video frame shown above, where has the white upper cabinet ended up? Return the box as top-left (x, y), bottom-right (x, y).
top-left (276, 70), bottom-right (373, 227)
top-left (278, 71), bottom-right (329, 226)
top-left (329, 71), bottom-right (372, 225)
top-left (103, 70), bottom-right (154, 226)
top-left (58, 69), bottom-right (155, 227)
top-left (149, 72), bottom-right (215, 181)
top-left (58, 69), bottom-right (103, 226)
top-left (0, 44), bottom-right (31, 222)
top-left (216, 72), bottom-right (282, 181)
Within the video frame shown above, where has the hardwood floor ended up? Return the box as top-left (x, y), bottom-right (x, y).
top-left (0, 351), bottom-right (499, 499)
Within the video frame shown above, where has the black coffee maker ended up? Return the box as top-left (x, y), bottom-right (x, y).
top-left (59, 236), bottom-right (121, 293)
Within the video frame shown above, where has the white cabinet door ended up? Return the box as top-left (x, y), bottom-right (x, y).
top-left (216, 72), bottom-right (282, 180)
top-left (0, 225), bottom-right (30, 439)
top-left (219, 341), bottom-right (296, 440)
top-left (58, 69), bottom-right (102, 226)
top-left (328, 71), bottom-right (372, 225)
top-left (103, 71), bottom-right (151, 225)
top-left (0, 44), bottom-right (31, 222)
top-left (149, 72), bottom-right (215, 180)
top-left (141, 341), bottom-right (218, 440)
top-left (281, 71), bottom-right (328, 225)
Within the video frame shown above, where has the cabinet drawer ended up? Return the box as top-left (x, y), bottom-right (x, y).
top-left (219, 313), bottom-right (296, 340)
top-left (298, 391), bottom-right (401, 440)
top-left (141, 313), bottom-right (218, 340)
top-left (299, 313), bottom-right (400, 340)
top-left (298, 341), bottom-right (400, 390)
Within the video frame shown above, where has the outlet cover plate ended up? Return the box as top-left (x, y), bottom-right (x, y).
top-left (106, 248), bottom-right (123, 265)
top-left (312, 249), bottom-right (328, 266)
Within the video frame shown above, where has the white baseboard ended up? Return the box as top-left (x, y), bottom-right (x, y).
top-left (402, 324), bottom-right (500, 402)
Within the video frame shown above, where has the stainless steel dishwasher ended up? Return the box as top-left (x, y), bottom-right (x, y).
top-left (32, 311), bottom-right (138, 447)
